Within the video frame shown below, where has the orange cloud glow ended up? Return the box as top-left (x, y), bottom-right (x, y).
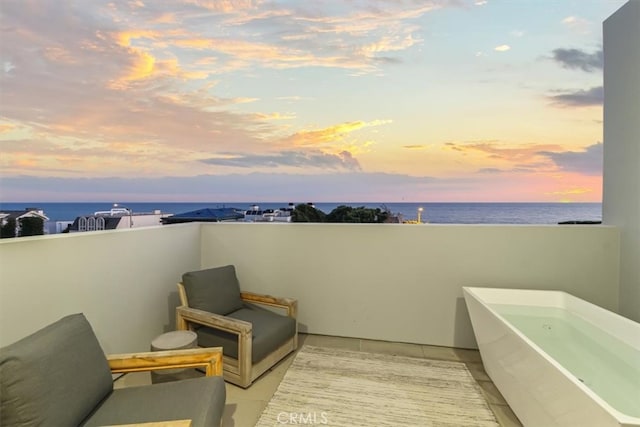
top-left (12, 158), bottom-right (38, 169)
top-left (182, 0), bottom-right (258, 13)
top-left (253, 112), bottom-right (296, 121)
top-left (0, 124), bottom-right (16, 133)
top-left (285, 120), bottom-right (391, 147)
top-left (115, 30), bottom-right (160, 47)
top-left (109, 50), bottom-right (156, 89)
top-left (110, 54), bottom-right (208, 89)
top-left (546, 187), bottom-right (594, 196)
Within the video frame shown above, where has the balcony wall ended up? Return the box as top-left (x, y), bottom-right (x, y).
top-left (0, 223), bottom-right (620, 351)
top-left (200, 223), bottom-right (619, 348)
top-left (0, 223), bottom-right (201, 353)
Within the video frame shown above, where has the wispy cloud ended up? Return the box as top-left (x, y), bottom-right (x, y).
top-left (446, 141), bottom-right (603, 178)
top-left (444, 141), bottom-right (562, 168)
top-left (181, 0), bottom-right (259, 13)
top-left (477, 168), bottom-right (504, 174)
top-left (0, 123), bottom-right (16, 133)
top-left (284, 120), bottom-right (391, 148)
top-left (276, 96), bottom-right (313, 102)
top-left (561, 15), bottom-right (591, 34)
top-left (494, 45), bottom-right (511, 52)
top-left (538, 142), bottom-right (602, 176)
top-left (166, 2), bottom-right (440, 74)
top-left (252, 112), bottom-right (296, 121)
top-left (548, 86), bottom-right (603, 107)
top-left (551, 48), bottom-right (602, 72)
top-left (200, 150), bottom-right (362, 171)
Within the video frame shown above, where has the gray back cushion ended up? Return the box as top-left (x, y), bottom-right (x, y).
top-left (182, 265), bottom-right (244, 315)
top-left (0, 313), bottom-right (113, 426)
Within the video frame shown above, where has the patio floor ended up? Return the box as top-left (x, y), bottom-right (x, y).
top-left (115, 333), bottom-right (522, 427)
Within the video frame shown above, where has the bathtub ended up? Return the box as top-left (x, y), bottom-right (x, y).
top-left (463, 287), bottom-right (640, 427)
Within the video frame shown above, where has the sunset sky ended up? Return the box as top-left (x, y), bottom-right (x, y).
top-left (0, 0), bottom-right (626, 202)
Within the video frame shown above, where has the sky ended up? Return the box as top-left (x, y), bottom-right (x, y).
top-left (0, 0), bottom-right (628, 203)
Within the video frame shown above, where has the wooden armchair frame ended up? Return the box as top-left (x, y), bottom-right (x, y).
top-left (108, 346), bottom-right (223, 377)
top-left (176, 283), bottom-right (298, 388)
top-left (104, 347), bottom-right (223, 427)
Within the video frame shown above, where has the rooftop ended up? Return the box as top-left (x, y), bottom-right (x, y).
top-left (161, 208), bottom-right (244, 224)
top-left (0, 221), bottom-right (623, 426)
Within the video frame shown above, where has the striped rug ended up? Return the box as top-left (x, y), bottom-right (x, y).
top-left (256, 345), bottom-right (499, 427)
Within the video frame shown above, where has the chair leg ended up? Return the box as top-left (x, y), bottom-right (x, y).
top-left (237, 330), bottom-right (252, 388)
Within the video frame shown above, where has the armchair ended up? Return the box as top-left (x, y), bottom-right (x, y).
top-left (0, 314), bottom-right (225, 427)
top-left (176, 265), bottom-right (297, 388)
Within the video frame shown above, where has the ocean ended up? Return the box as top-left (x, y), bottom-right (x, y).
top-left (0, 202), bottom-right (602, 225)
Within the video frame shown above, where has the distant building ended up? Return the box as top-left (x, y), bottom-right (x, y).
top-left (0, 208), bottom-right (49, 238)
top-left (243, 204), bottom-right (294, 222)
top-left (47, 221), bottom-right (74, 234)
top-left (161, 208), bottom-right (244, 225)
top-left (67, 206), bottom-right (172, 232)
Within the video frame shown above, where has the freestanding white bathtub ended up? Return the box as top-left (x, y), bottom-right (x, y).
top-left (463, 287), bottom-right (640, 427)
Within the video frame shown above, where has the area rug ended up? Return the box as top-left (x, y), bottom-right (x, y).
top-left (256, 345), bottom-right (499, 427)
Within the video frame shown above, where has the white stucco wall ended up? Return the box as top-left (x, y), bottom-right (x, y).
top-left (200, 223), bottom-right (620, 348)
top-left (0, 223), bottom-right (201, 353)
top-left (603, 0), bottom-right (640, 322)
top-left (0, 223), bottom-right (619, 351)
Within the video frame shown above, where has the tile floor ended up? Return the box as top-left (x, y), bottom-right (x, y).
top-left (115, 333), bottom-right (523, 427)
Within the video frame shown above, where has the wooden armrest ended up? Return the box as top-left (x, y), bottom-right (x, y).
top-left (240, 291), bottom-right (298, 318)
top-left (176, 305), bottom-right (252, 334)
top-left (105, 420), bottom-right (192, 427)
top-left (108, 347), bottom-right (223, 376)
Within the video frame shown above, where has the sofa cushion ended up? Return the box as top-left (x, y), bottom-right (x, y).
top-left (182, 265), bottom-right (244, 315)
top-left (196, 303), bottom-right (296, 362)
top-left (81, 376), bottom-right (226, 427)
top-left (0, 313), bottom-right (113, 426)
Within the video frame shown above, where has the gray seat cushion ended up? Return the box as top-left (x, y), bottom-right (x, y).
top-left (183, 265), bottom-right (244, 315)
top-left (0, 313), bottom-right (113, 427)
top-left (196, 303), bottom-right (296, 362)
top-left (81, 376), bottom-right (226, 427)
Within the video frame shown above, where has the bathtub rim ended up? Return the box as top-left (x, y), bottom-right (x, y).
top-left (463, 286), bottom-right (640, 425)
top-left (464, 287), bottom-right (639, 349)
